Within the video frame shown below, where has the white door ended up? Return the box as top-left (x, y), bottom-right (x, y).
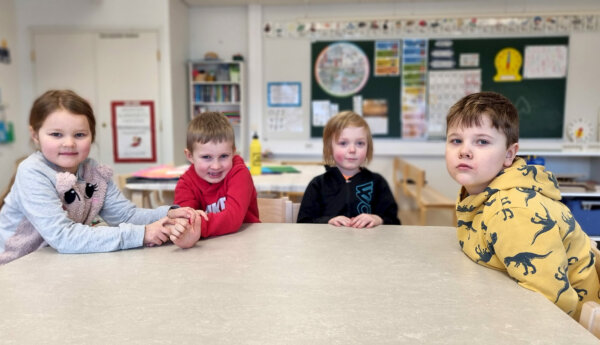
top-left (94, 32), bottom-right (161, 173)
top-left (33, 31), bottom-right (160, 175)
top-left (32, 32), bottom-right (99, 156)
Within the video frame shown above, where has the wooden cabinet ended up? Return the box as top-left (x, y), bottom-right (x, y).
top-left (188, 60), bottom-right (245, 154)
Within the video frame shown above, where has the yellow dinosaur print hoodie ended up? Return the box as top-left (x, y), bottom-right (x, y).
top-left (456, 157), bottom-right (600, 319)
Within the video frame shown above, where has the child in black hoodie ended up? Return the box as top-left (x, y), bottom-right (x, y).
top-left (297, 111), bottom-right (400, 227)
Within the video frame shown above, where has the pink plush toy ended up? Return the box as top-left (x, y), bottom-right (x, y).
top-left (0, 164), bottom-right (113, 263)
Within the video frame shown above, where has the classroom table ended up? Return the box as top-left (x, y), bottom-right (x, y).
top-left (124, 164), bottom-right (325, 207)
top-left (0, 224), bottom-right (597, 344)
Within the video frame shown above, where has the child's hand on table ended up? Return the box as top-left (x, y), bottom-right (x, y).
top-left (169, 210), bottom-right (208, 249)
top-left (349, 214), bottom-right (382, 228)
top-left (143, 217), bottom-right (174, 246)
top-left (328, 215), bottom-right (352, 227)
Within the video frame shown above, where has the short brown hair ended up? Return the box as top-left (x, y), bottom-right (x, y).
top-left (30, 89), bottom-right (96, 142)
top-left (187, 112), bottom-right (235, 152)
top-left (322, 111), bottom-right (373, 166)
top-left (446, 91), bottom-right (519, 147)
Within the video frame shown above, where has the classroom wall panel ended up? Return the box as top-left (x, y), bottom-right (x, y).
top-left (0, 0), bottom-right (22, 193)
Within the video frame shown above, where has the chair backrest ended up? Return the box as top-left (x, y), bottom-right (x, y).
top-left (0, 156), bottom-right (28, 210)
top-left (258, 197), bottom-right (292, 223)
top-left (393, 157), bottom-right (426, 200)
top-left (580, 301), bottom-right (600, 338)
top-left (392, 157), bottom-right (407, 199)
top-left (291, 202), bottom-right (300, 223)
top-left (404, 161), bottom-right (426, 199)
top-left (116, 173), bottom-right (132, 199)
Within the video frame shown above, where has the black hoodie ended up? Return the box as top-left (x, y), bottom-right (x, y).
top-left (297, 166), bottom-right (400, 224)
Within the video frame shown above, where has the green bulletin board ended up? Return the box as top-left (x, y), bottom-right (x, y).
top-left (310, 36), bottom-right (568, 139)
top-left (443, 36), bottom-right (568, 139)
top-left (311, 40), bottom-right (401, 138)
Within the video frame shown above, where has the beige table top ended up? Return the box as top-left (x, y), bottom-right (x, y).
top-left (125, 164), bottom-right (325, 193)
top-left (1, 224), bottom-right (598, 344)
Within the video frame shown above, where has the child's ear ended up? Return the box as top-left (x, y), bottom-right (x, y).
top-left (184, 148), bottom-right (194, 164)
top-left (29, 126), bottom-right (39, 145)
top-left (503, 142), bottom-right (519, 167)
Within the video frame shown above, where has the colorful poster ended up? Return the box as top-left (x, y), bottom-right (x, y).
top-left (362, 99), bottom-right (388, 134)
top-left (267, 82), bottom-right (301, 107)
top-left (111, 101), bottom-right (156, 163)
top-left (374, 40), bottom-right (400, 76)
top-left (428, 69), bottom-right (481, 138)
top-left (314, 42), bottom-right (369, 97)
top-left (401, 39), bottom-right (428, 139)
top-left (523, 45), bottom-right (568, 79)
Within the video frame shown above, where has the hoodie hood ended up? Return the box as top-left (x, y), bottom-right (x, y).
top-left (458, 157), bottom-right (561, 210)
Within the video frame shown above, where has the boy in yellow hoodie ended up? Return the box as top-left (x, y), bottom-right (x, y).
top-left (445, 91), bottom-right (599, 319)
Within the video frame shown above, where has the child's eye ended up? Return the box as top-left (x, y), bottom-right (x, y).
top-left (75, 132), bottom-right (88, 138)
top-left (219, 154), bottom-right (230, 159)
top-left (201, 155), bottom-right (212, 160)
top-left (356, 141), bottom-right (366, 147)
top-left (50, 132), bottom-right (62, 138)
top-left (448, 138), bottom-right (461, 144)
top-left (476, 139), bottom-right (490, 145)
top-left (337, 141), bottom-right (347, 146)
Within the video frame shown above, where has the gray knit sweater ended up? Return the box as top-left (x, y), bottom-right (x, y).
top-left (0, 152), bottom-right (169, 265)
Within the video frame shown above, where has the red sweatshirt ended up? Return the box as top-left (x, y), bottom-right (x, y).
top-left (174, 155), bottom-right (260, 238)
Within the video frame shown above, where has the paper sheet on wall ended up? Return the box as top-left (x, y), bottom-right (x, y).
top-left (266, 107), bottom-right (304, 133)
top-left (523, 45), bottom-right (568, 79)
top-left (365, 116), bottom-right (388, 135)
top-left (113, 102), bottom-right (155, 161)
top-left (267, 82), bottom-right (301, 106)
top-left (312, 100), bottom-right (332, 126)
top-left (428, 69), bottom-right (481, 138)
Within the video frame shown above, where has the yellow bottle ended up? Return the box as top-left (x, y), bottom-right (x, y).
top-left (250, 132), bottom-right (262, 176)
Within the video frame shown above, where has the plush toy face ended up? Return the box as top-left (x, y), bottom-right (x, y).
top-left (55, 164), bottom-right (112, 225)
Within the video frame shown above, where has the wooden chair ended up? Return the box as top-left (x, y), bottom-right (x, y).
top-left (258, 197), bottom-right (294, 223)
top-left (580, 301), bottom-right (600, 338)
top-left (393, 157), bottom-right (456, 226)
top-left (0, 156), bottom-right (28, 210)
top-left (116, 173), bottom-right (162, 208)
top-left (291, 202), bottom-right (300, 223)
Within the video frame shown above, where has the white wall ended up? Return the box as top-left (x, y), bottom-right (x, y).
top-left (0, 0), bottom-right (23, 193)
top-left (169, 0), bottom-right (191, 165)
top-left (188, 6), bottom-right (248, 63)
top-left (14, 0), bottom-right (176, 171)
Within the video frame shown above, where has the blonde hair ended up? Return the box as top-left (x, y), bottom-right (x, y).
top-left (186, 112), bottom-right (235, 152)
top-left (322, 111), bottom-right (373, 166)
top-left (446, 91), bottom-right (519, 147)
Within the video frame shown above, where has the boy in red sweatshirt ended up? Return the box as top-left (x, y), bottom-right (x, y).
top-left (170, 112), bottom-right (259, 248)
